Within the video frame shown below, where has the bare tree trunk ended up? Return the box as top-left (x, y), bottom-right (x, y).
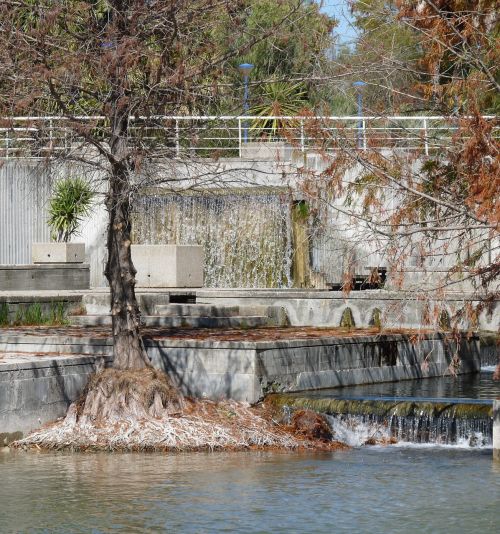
top-left (104, 106), bottom-right (149, 370)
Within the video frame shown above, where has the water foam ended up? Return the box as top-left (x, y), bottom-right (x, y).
top-left (326, 413), bottom-right (492, 449)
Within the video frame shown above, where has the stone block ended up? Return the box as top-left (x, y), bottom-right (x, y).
top-left (131, 245), bottom-right (204, 288)
top-left (32, 242), bottom-right (85, 263)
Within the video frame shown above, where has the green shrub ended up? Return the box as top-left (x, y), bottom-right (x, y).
top-left (11, 302), bottom-right (69, 326)
top-left (249, 81), bottom-right (308, 138)
top-left (49, 301), bottom-right (68, 325)
top-left (0, 302), bottom-right (9, 326)
top-left (23, 302), bottom-right (44, 325)
top-left (47, 177), bottom-right (95, 242)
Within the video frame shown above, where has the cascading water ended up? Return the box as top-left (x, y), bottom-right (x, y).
top-left (326, 413), bottom-right (491, 448)
top-left (273, 395), bottom-right (493, 449)
top-left (132, 192), bottom-right (293, 288)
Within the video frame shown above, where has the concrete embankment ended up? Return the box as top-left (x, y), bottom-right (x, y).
top-left (0, 329), bottom-right (480, 443)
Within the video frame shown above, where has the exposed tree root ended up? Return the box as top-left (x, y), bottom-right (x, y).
top-left (13, 369), bottom-right (347, 452)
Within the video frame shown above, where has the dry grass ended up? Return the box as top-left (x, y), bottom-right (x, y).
top-left (13, 368), bottom-right (346, 453)
top-left (1, 325), bottom-right (423, 341)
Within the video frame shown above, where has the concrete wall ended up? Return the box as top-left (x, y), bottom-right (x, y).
top-left (256, 335), bottom-right (479, 393)
top-left (494, 400), bottom-right (500, 461)
top-left (148, 334), bottom-right (480, 401)
top-left (0, 354), bottom-right (110, 445)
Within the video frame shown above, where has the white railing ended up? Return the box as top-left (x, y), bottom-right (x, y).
top-left (0, 115), bottom-right (497, 159)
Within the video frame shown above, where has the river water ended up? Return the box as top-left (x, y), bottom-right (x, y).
top-left (298, 370), bottom-right (500, 402)
top-left (1, 370), bottom-right (499, 532)
top-left (0, 448), bottom-right (499, 533)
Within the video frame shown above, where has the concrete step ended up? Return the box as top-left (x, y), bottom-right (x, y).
top-left (0, 337), bottom-right (112, 356)
top-left (154, 304), bottom-right (241, 317)
top-left (70, 315), bottom-right (111, 327)
top-left (145, 315), bottom-right (270, 328)
top-left (69, 315), bottom-right (272, 329)
top-left (82, 291), bottom-right (196, 315)
top-left (154, 303), bottom-right (289, 326)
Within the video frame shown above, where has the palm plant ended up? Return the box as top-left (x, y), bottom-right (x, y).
top-left (248, 81), bottom-right (309, 138)
top-left (47, 177), bottom-right (95, 242)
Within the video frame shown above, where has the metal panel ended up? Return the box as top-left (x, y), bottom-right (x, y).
top-left (0, 161), bottom-right (110, 288)
top-left (0, 161), bottom-right (51, 266)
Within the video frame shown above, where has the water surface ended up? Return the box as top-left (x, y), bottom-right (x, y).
top-left (302, 370), bottom-right (500, 401)
top-left (0, 449), bottom-right (498, 533)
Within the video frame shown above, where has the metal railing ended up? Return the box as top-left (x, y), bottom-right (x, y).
top-left (0, 115), bottom-right (497, 159)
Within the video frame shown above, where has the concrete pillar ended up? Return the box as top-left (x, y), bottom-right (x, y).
top-left (291, 201), bottom-right (311, 288)
top-left (494, 400), bottom-right (500, 461)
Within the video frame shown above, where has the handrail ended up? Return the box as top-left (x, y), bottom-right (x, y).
top-left (0, 115), bottom-right (497, 159)
top-left (0, 114), bottom-right (497, 121)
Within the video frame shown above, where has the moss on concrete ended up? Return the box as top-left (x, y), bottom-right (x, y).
top-left (370, 308), bottom-right (382, 330)
top-left (339, 308), bottom-right (355, 329)
top-left (267, 394), bottom-right (493, 420)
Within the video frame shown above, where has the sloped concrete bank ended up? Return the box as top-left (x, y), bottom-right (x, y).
top-left (0, 330), bottom-right (480, 443)
top-left (196, 289), bottom-right (499, 332)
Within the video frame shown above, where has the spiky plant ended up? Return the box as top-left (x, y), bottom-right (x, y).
top-left (249, 81), bottom-right (309, 138)
top-left (47, 177), bottom-right (95, 242)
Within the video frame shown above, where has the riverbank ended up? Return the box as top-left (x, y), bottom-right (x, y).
top-left (10, 367), bottom-right (346, 452)
top-left (1, 325), bottom-right (481, 443)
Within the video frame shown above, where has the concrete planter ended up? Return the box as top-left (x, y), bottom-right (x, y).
top-left (131, 244), bottom-right (204, 288)
top-left (32, 242), bottom-right (86, 264)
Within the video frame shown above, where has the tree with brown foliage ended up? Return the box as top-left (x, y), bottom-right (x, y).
top-left (0, 0), bottom-right (316, 371)
top-left (296, 1), bottom-right (498, 347)
top-left (0, 1), bottom-right (341, 442)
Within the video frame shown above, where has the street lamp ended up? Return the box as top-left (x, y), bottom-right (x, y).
top-left (352, 81), bottom-right (366, 149)
top-left (238, 63), bottom-right (254, 144)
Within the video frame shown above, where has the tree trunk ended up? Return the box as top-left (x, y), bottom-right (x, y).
top-left (104, 103), bottom-right (149, 370)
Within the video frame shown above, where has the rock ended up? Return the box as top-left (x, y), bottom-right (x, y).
top-left (290, 410), bottom-right (333, 442)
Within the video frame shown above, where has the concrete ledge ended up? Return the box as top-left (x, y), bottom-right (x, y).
top-left (197, 290), bottom-right (499, 331)
top-left (32, 243), bottom-right (85, 264)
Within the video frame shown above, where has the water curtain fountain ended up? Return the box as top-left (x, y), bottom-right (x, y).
top-left (132, 191), bottom-right (293, 288)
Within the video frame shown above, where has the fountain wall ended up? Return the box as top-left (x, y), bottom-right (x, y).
top-left (131, 191), bottom-right (294, 289)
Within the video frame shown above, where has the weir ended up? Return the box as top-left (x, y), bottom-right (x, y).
top-left (270, 368), bottom-right (499, 448)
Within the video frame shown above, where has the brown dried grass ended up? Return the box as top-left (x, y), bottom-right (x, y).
top-left (13, 369), bottom-right (347, 453)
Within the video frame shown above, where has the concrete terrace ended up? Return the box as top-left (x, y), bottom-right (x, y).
top-left (1, 319), bottom-right (481, 441)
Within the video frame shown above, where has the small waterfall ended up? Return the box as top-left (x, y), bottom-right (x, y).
top-left (132, 192), bottom-right (293, 288)
top-left (270, 395), bottom-right (493, 448)
top-left (325, 413), bottom-right (491, 448)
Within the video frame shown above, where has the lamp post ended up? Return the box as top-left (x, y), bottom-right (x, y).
top-left (353, 81), bottom-right (366, 149)
top-left (238, 63), bottom-right (254, 144)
